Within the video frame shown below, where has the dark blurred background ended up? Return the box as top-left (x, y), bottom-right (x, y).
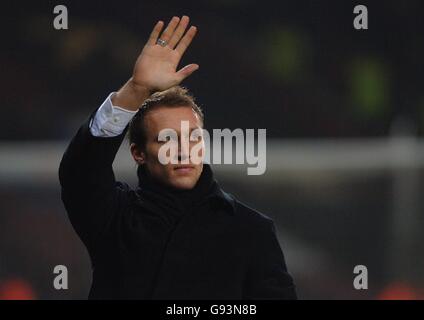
top-left (1, 0), bottom-right (424, 299)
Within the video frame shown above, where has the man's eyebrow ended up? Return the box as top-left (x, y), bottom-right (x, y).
top-left (155, 126), bottom-right (202, 138)
top-left (159, 128), bottom-right (176, 134)
top-left (155, 129), bottom-right (176, 140)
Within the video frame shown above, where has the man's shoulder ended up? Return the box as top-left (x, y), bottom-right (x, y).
top-left (231, 196), bottom-right (275, 228)
top-left (227, 196), bottom-right (280, 246)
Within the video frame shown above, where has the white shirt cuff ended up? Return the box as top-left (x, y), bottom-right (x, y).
top-left (89, 92), bottom-right (138, 137)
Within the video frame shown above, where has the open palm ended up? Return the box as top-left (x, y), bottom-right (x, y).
top-left (132, 16), bottom-right (199, 93)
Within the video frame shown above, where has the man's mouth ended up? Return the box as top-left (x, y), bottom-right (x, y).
top-left (174, 165), bottom-right (195, 174)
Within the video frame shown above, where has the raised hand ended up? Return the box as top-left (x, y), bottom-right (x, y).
top-left (132, 16), bottom-right (198, 92)
top-left (113, 16), bottom-right (199, 111)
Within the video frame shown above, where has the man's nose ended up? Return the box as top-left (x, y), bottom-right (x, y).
top-left (178, 135), bottom-right (190, 162)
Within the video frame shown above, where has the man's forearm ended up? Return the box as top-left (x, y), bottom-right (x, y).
top-left (111, 78), bottom-right (153, 111)
top-left (88, 79), bottom-right (153, 138)
top-left (59, 108), bottom-right (128, 188)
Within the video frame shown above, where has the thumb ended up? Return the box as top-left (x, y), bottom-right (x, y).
top-left (176, 63), bottom-right (199, 81)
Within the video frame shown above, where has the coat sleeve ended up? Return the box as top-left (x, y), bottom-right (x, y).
top-left (58, 108), bottom-right (131, 252)
top-left (244, 219), bottom-right (297, 300)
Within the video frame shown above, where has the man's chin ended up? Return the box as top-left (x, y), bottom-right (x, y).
top-left (168, 175), bottom-right (198, 190)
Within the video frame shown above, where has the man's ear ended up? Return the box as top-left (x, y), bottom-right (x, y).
top-left (130, 143), bottom-right (145, 165)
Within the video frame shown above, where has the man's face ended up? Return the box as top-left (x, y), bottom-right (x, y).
top-left (133, 105), bottom-right (204, 190)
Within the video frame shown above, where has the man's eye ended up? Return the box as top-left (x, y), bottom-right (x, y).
top-left (192, 133), bottom-right (202, 140)
top-left (158, 135), bottom-right (176, 143)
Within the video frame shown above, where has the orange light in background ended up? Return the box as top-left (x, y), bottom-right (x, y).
top-left (377, 281), bottom-right (422, 300)
top-left (0, 278), bottom-right (37, 300)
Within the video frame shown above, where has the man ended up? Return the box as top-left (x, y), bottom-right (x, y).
top-left (59, 15), bottom-right (296, 299)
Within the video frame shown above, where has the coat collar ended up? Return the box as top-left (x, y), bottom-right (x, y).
top-left (136, 164), bottom-right (235, 216)
top-left (206, 179), bottom-right (236, 215)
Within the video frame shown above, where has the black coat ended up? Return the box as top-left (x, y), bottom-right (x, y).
top-left (58, 108), bottom-right (297, 300)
